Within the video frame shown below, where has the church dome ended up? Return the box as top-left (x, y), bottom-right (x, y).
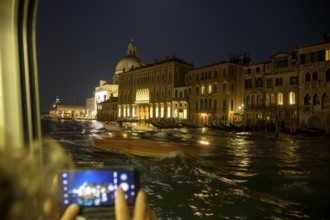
top-left (114, 55), bottom-right (144, 75)
top-left (114, 38), bottom-right (144, 75)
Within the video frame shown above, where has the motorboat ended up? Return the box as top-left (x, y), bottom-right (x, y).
top-left (92, 131), bottom-right (213, 157)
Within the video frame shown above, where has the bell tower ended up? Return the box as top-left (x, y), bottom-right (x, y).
top-left (127, 37), bottom-right (137, 56)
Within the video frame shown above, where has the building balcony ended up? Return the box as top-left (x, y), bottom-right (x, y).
top-left (322, 105), bottom-right (330, 110)
top-left (304, 81), bottom-right (320, 89)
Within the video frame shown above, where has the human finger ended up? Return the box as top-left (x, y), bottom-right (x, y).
top-left (115, 187), bottom-right (130, 220)
top-left (147, 208), bottom-right (157, 220)
top-left (132, 190), bottom-right (148, 220)
top-left (60, 204), bottom-right (80, 220)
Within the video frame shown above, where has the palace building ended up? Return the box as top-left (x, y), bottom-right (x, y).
top-left (241, 33), bottom-right (330, 132)
top-left (186, 52), bottom-right (251, 125)
top-left (297, 33), bottom-right (330, 131)
top-left (96, 34), bottom-right (330, 132)
top-left (117, 56), bottom-right (193, 122)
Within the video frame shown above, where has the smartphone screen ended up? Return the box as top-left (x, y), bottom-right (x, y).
top-left (59, 168), bottom-right (138, 207)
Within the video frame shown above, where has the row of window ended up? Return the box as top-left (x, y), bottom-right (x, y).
top-left (303, 93), bottom-right (329, 106)
top-left (300, 49), bottom-right (330, 64)
top-left (244, 69), bottom-right (330, 89)
top-left (190, 67), bottom-right (236, 81)
top-left (245, 92), bottom-right (296, 107)
top-left (194, 98), bottom-right (235, 112)
top-left (244, 92), bottom-right (330, 107)
top-left (305, 69), bottom-right (330, 82)
top-left (118, 105), bottom-right (187, 119)
top-left (192, 82), bottom-right (235, 95)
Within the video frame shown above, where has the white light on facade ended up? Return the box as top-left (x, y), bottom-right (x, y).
top-left (174, 109), bottom-right (178, 118)
top-left (289, 92), bottom-right (296, 105)
top-left (132, 108), bottom-right (136, 118)
top-left (161, 107), bottom-right (164, 118)
top-left (183, 109), bottom-right (187, 119)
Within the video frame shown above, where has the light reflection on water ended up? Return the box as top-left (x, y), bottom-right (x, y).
top-left (41, 118), bottom-right (330, 219)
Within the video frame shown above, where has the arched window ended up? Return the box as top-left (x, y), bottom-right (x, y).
top-left (270, 93), bottom-right (275, 105)
top-left (277, 92), bottom-right (283, 105)
top-left (213, 84), bottom-right (218, 93)
top-left (256, 94), bottom-right (261, 105)
top-left (245, 95), bottom-right (251, 107)
top-left (326, 69), bottom-right (330, 82)
top-left (208, 84), bottom-right (212, 94)
top-left (214, 70), bottom-right (218, 78)
top-left (251, 95), bottom-right (255, 107)
top-left (223, 82), bottom-right (227, 91)
top-left (289, 91), bottom-right (296, 105)
top-left (265, 93), bottom-right (270, 106)
top-left (155, 107), bottom-right (159, 118)
top-left (304, 94), bottom-right (311, 105)
top-left (321, 93), bottom-right (330, 106)
top-left (313, 94), bottom-right (320, 105)
top-left (160, 106), bottom-right (164, 118)
top-left (305, 72), bottom-right (311, 82)
top-left (312, 71), bottom-right (318, 81)
top-left (201, 85), bottom-right (205, 95)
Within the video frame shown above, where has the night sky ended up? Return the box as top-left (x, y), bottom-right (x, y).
top-left (36, 0), bottom-right (330, 112)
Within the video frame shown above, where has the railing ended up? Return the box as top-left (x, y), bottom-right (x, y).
top-left (322, 105), bottom-right (330, 110)
top-left (304, 81), bottom-right (320, 89)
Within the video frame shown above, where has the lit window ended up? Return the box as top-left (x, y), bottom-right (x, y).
top-left (160, 106), bottom-right (164, 118)
top-left (136, 89), bottom-right (150, 103)
top-left (150, 107), bottom-right (153, 118)
top-left (132, 108), bottom-right (136, 118)
top-left (174, 109), bottom-right (178, 118)
top-left (277, 93), bottom-right (283, 105)
top-left (289, 92), bottom-right (296, 105)
top-left (326, 49), bottom-right (330, 61)
top-left (183, 109), bottom-right (187, 119)
top-left (208, 84), bottom-right (212, 94)
top-left (155, 107), bottom-right (159, 118)
top-left (167, 106), bottom-right (171, 118)
top-left (201, 85), bottom-right (205, 95)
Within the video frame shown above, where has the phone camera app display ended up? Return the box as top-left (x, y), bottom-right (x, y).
top-left (60, 170), bottom-right (136, 206)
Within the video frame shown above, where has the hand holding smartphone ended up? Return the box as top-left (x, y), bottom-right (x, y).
top-left (59, 167), bottom-right (139, 207)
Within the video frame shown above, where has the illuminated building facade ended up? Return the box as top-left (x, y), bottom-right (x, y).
top-left (243, 53), bottom-right (299, 130)
top-left (96, 34), bottom-right (329, 132)
top-left (96, 96), bottom-right (118, 121)
top-left (49, 96), bottom-right (85, 118)
top-left (297, 34), bottom-right (330, 131)
top-left (241, 34), bottom-right (330, 131)
top-left (117, 56), bottom-right (193, 122)
top-left (187, 55), bottom-right (246, 125)
top-left (93, 80), bottom-right (118, 118)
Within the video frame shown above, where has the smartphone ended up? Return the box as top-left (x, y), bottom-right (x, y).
top-left (59, 167), bottom-right (139, 207)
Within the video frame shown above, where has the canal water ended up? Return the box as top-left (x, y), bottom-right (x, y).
top-left (41, 118), bottom-right (330, 219)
